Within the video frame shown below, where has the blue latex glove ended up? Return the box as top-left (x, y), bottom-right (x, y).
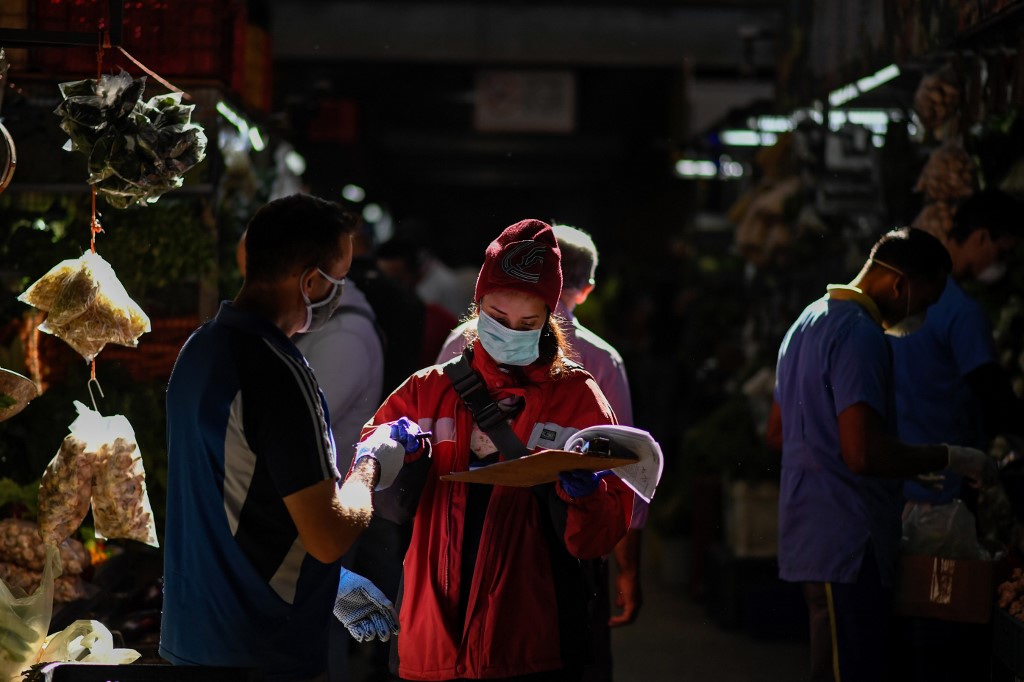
top-left (390, 417), bottom-right (430, 454)
top-left (334, 568), bottom-right (399, 643)
top-left (558, 469), bottom-right (614, 499)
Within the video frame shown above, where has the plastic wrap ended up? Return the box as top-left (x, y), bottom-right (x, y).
top-left (0, 545), bottom-right (58, 682)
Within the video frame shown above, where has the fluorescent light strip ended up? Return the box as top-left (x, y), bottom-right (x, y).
top-left (828, 64), bottom-right (900, 108)
top-left (720, 130), bottom-right (777, 147)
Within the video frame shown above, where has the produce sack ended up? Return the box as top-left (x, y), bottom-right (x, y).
top-left (902, 499), bottom-right (988, 560)
top-left (37, 619), bottom-right (139, 666)
top-left (0, 545), bottom-right (59, 682)
top-left (0, 520), bottom-right (90, 604)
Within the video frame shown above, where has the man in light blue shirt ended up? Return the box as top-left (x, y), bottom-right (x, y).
top-left (768, 228), bottom-right (996, 682)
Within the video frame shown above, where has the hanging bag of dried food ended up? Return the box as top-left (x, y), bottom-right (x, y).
top-left (88, 410), bottom-right (158, 548)
top-left (37, 405), bottom-right (98, 547)
top-left (38, 401), bottom-right (159, 548)
top-left (0, 544), bottom-right (59, 682)
top-left (19, 252), bottom-right (151, 363)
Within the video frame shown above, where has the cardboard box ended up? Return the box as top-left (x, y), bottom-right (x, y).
top-left (723, 480), bottom-right (779, 558)
top-left (895, 554), bottom-right (1006, 624)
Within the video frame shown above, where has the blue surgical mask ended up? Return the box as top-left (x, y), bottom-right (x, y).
top-left (298, 267), bottom-right (345, 334)
top-left (476, 309), bottom-right (542, 366)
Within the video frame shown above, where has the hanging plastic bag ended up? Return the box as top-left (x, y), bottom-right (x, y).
top-left (902, 499), bottom-right (988, 560)
top-left (37, 619), bottom-right (139, 666)
top-left (19, 252), bottom-right (150, 363)
top-left (16, 259), bottom-right (80, 313)
top-left (90, 418), bottom-right (159, 548)
top-left (38, 429), bottom-right (95, 548)
top-left (0, 544), bottom-right (59, 682)
top-left (38, 402), bottom-right (158, 548)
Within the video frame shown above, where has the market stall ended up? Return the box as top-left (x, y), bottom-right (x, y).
top-left (648, 0), bottom-right (1024, 675)
top-left (0, 3), bottom-right (271, 678)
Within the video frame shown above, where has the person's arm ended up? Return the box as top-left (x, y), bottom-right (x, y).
top-left (608, 528), bottom-right (643, 627)
top-left (965, 362), bottom-right (1024, 440)
top-left (555, 378), bottom-right (632, 560)
top-left (837, 401), bottom-right (950, 476)
top-left (766, 399), bottom-right (783, 452)
top-left (283, 456), bottom-right (380, 564)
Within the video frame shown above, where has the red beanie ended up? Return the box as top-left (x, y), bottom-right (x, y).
top-left (474, 219), bottom-right (562, 312)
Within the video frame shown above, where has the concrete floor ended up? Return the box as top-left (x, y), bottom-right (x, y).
top-left (348, 531), bottom-right (810, 682)
top-left (612, 534), bottom-right (808, 682)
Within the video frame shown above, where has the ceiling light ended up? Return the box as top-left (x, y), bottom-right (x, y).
top-left (342, 184), bottom-right (366, 203)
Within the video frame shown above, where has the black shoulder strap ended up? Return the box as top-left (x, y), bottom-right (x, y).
top-left (443, 349), bottom-right (531, 460)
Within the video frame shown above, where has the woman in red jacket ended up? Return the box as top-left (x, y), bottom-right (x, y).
top-left (357, 218), bottom-right (633, 681)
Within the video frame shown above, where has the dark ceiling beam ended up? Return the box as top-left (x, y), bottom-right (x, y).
top-left (271, 1), bottom-right (781, 68)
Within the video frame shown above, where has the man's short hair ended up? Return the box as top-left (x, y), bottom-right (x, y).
top-left (869, 227), bottom-right (952, 282)
top-left (552, 224), bottom-right (598, 291)
top-left (244, 194), bottom-right (357, 283)
top-left (947, 189), bottom-right (1024, 244)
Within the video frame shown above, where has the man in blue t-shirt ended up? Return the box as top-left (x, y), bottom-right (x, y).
top-left (894, 190), bottom-right (1024, 503)
top-left (768, 228), bottom-right (997, 682)
top-left (161, 195), bottom-right (411, 681)
top-left (890, 190), bottom-right (1024, 681)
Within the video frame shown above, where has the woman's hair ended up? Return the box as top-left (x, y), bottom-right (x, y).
top-left (244, 194), bottom-right (357, 284)
top-left (462, 304), bottom-right (574, 378)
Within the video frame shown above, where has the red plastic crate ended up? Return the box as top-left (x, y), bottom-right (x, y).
top-left (31, 0), bottom-right (246, 82)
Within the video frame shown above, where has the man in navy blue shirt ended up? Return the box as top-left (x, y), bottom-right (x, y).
top-left (891, 192), bottom-right (1024, 680)
top-left (768, 228), bottom-right (997, 682)
top-left (161, 195), bottom-right (409, 681)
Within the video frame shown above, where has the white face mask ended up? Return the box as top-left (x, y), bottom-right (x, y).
top-left (476, 309), bottom-right (542, 366)
top-left (298, 267), bottom-right (345, 334)
top-left (872, 257), bottom-right (928, 336)
top-left (976, 261), bottom-right (1007, 284)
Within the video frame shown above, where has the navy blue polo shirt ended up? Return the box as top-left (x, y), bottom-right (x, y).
top-left (160, 302), bottom-right (341, 680)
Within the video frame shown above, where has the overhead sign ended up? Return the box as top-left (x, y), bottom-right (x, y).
top-left (474, 70), bottom-right (576, 133)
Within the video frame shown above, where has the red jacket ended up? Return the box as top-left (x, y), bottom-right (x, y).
top-left (364, 344), bottom-right (632, 680)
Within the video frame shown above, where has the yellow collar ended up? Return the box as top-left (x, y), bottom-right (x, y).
top-left (826, 284), bottom-right (883, 326)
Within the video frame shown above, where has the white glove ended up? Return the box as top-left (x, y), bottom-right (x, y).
top-left (946, 444), bottom-right (998, 487)
top-left (355, 424), bottom-right (406, 491)
top-left (334, 568), bottom-right (399, 642)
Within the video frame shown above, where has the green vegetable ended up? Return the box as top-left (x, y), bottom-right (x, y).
top-left (54, 71), bottom-right (208, 209)
top-left (0, 394), bottom-right (15, 410)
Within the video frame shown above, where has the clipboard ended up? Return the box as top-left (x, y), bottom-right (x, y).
top-left (440, 449), bottom-right (638, 487)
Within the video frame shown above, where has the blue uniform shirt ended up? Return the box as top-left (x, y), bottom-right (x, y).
top-left (775, 287), bottom-right (903, 586)
top-left (160, 302), bottom-right (341, 680)
top-left (891, 276), bottom-right (996, 503)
